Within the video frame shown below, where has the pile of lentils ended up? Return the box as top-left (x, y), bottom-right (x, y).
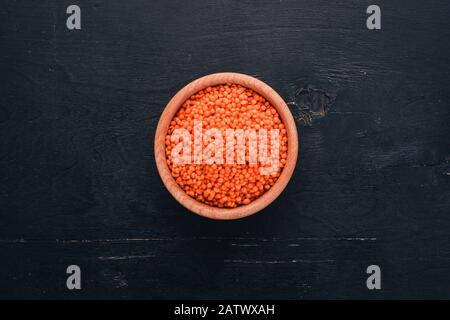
top-left (165, 83), bottom-right (288, 208)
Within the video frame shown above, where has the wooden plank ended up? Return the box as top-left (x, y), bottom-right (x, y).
top-left (0, 0), bottom-right (449, 298)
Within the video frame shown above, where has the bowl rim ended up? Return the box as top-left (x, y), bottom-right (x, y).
top-left (154, 72), bottom-right (298, 220)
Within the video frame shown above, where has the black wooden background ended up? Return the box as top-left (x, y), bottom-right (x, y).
top-left (1, 0), bottom-right (449, 299)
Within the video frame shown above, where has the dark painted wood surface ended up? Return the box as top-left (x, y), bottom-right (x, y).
top-left (0, 0), bottom-right (449, 299)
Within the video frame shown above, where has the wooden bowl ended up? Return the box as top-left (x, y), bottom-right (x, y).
top-left (154, 72), bottom-right (298, 220)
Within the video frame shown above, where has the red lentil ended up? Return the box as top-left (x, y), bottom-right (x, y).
top-left (165, 83), bottom-right (288, 208)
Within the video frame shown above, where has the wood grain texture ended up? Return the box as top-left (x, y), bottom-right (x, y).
top-left (0, 0), bottom-right (449, 299)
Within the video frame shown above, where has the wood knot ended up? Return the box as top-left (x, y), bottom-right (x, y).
top-left (288, 86), bottom-right (335, 127)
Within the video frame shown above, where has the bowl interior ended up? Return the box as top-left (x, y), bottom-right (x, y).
top-left (154, 72), bottom-right (298, 220)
